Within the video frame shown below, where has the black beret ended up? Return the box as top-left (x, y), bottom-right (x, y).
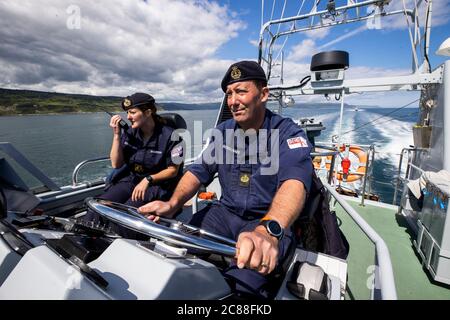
top-left (221, 61), bottom-right (267, 92)
top-left (122, 92), bottom-right (155, 111)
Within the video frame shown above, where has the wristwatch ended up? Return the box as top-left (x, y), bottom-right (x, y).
top-left (259, 219), bottom-right (284, 240)
top-left (146, 175), bottom-right (153, 185)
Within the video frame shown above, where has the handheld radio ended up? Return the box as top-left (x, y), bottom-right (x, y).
top-left (104, 110), bottom-right (129, 130)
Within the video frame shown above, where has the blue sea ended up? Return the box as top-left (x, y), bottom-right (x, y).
top-left (0, 104), bottom-right (418, 204)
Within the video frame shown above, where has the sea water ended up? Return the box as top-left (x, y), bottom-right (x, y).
top-left (0, 105), bottom-right (417, 203)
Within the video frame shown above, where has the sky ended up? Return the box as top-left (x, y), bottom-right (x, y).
top-left (0, 0), bottom-right (449, 106)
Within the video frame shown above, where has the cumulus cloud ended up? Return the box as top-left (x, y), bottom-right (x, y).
top-left (380, 0), bottom-right (450, 29)
top-left (288, 39), bottom-right (319, 62)
top-left (0, 0), bottom-right (245, 101)
top-left (304, 27), bottom-right (330, 40)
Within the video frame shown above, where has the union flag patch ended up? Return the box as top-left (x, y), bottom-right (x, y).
top-left (287, 136), bottom-right (308, 149)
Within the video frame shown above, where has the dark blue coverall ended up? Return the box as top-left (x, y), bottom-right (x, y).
top-left (187, 109), bottom-right (313, 298)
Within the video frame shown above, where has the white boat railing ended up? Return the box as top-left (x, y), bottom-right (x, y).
top-left (71, 156), bottom-right (110, 186)
top-left (324, 182), bottom-right (398, 300)
top-left (393, 147), bottom-right (429, 204)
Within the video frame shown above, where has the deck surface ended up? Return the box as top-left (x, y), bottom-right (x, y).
top-left (335, 198), bottom-right (450, 300)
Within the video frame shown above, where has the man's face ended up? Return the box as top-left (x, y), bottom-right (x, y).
top-left (225, 81), bottom-right (268, 128)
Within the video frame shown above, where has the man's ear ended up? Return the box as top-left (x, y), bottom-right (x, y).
top-left (260, 86), bottom-right (269, 103)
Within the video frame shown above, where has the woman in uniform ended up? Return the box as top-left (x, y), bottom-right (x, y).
top-left (83, 92), bottom-right (184, 237)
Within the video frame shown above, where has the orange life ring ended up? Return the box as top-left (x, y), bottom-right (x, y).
top-left (334, 145), bottom-right (367, 182)
top-left (313, 145), bottom-right (367, 182)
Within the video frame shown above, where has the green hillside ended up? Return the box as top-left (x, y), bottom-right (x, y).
top-left (0, 88), bottom-right (220, 116)
top-left (0, 88), bottom-right (123, 116)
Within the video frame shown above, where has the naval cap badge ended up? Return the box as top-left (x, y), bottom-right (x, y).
top-left (123, 98), bottom-right (132, 107)
top-left (240, 174), bottom-right (249, 183)
top-left (230, 66), bottom-right (241, 80)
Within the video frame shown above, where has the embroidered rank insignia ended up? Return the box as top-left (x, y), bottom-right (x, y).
top-left (134, 164), bottom-right (144, 173)
top-left (287, 136), bottom-right (308, 149)
top-left (231, 66), bottom-right (241, 80)
top-left (239, 172), bottom-right (250, 187)
top-left (123, 98), bottom-right (131, 107)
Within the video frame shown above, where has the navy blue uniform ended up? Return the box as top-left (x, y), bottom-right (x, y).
top-left (84, 122), bottom-right (183, 238)
top-left (188, 109), bottom-right (313, 298)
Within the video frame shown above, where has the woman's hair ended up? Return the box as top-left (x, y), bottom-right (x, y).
top-left (134, 102), bottom-right (166, 125)
top-left (146, 103), bottom-right (166, 125)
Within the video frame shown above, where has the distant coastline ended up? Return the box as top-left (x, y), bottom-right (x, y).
top-left (0, 88), bottom-right (221, 116)
top-left (0, 87), bottom-right (383, 116)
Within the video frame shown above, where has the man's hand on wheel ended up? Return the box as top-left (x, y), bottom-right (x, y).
top-left (138, 201), bottom-right (175, 222)
top-left (235, 226), bottom-right (279, 275)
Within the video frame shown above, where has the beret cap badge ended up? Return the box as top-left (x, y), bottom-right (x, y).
top-left (221, 61), bottom-right (267, 92)
top-left (123, 98), bottom-right (132, 107)
top-left (230, 66), bottom-right (241, 80)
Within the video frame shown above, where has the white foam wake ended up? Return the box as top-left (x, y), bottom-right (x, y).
top-left (328, 111), bottom-right (357, 144)
top-left (366, 113), bottom-right (414, 167)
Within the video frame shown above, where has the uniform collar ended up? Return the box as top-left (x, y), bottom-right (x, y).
top-left (133, 122), bottom-right (162, 148)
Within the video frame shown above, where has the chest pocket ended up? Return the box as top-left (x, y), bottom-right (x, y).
top-left (129, 148), bottom-right (164, 173)
top-left (230, 164), bottom-right (251, 189)
top-left (249, 165), bottom-right (278, 207)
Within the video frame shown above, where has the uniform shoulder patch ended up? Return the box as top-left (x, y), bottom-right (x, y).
top-left (287, 136), bottom-right (308, 149)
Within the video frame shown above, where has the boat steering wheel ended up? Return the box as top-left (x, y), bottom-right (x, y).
top-left (85, 198), bottom-right (236, 257)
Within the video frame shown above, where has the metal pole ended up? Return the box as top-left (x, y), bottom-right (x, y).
top-left (405, 150), bottom-right (412, 181)
top-left (424, 0), bottom-right (432, 71)
top-left (328, 154), bottom-right (336, 185)
top-left (337, 88), bottom-right (345, 146)
top-left (360, 145), bottom-right (371, 207)
top-left (370, 145), bottom-right (376, 194)
top-left (393, 148), bottom-right (406, 205)
top-left (333, 88), bottom-right (346, 188)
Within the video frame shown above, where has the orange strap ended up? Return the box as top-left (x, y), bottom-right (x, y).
top-left (198, 191), bottom-right (216, 200)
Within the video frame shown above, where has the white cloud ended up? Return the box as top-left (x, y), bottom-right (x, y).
top-left (288, 39), bottom-right (319, 62)
top-left (346, 65), bottom-right (411, 79)
top-left (0, 0), bottom-right (245, 102)
top-left (371, 0), bottom-right (450, 30)
top-left (249, 39), bottom-right (259, 47)
top-left (319, 25), bottom-right (367, 50)
top-left (304, 27), bottom-right (330, 40)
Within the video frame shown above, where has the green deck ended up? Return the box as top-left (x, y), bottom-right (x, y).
top-left (334, 198), bottom-right (450, 300)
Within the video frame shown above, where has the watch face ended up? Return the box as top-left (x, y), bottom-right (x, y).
top-left (268, 220), bottom-right (282, 236)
